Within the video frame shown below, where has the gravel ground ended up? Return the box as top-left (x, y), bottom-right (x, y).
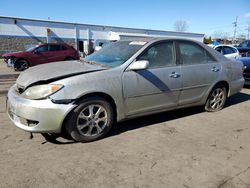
top-left (0, 60), bottom-right (250, 188)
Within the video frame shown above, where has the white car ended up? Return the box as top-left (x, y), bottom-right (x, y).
top-left (213, 45), bottom-right (240, 60)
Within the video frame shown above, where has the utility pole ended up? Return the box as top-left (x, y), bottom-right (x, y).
top-left (246, 23), bottom-right (250, 39)
top-left (233, 16), bottom-right (238, 44)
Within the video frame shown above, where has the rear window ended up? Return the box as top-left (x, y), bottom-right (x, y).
top-left (223, 46), bottom-right (236, 54)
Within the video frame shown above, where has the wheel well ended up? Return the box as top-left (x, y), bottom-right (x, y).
top-left (64, 56), bottom-right (75, 60)
top-left (74, 92), bottom-right (117, 121)
top-left (215, 81), bottom-right (229, 95)
top-left (61, 92), bottom-right (117, 135)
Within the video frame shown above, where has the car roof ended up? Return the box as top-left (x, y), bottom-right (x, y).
top-left (214, 44), bottom-right (236, 48)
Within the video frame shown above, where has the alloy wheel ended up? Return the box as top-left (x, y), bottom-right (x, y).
top-left (208, 88), bottom-right (225, 110)
top-left (76, 104), bottom-right (108, 137)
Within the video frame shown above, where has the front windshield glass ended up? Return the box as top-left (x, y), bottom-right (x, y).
top-left (238, 41), bottom-right (249, 48)
top-left (84, 40), bottom-right (147, 68)
top-left (26, 45), bottom-right (39, 52)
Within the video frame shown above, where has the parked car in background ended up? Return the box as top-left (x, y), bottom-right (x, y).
top-left (237, 40), bottom-right (250, 57)
top-left (7, 38), bottom-right (244, 142)
top-left (1, 43), bottom-right (79, 71)
top-left (213, 45), bottom-right (240, 60)
top-left (237, 57), bottom-right (250, 85)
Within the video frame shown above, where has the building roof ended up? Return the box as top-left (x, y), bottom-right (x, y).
top-left (0, 15), bottom-right (204, 37)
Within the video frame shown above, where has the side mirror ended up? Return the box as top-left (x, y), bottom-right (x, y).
top-left (127, 60), bottom-right (149, 71)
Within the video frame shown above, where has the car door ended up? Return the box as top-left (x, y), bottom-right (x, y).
top-left (177, 41), bottom-right (221, 105)
top-left (122, 41), bottom-right (182, 116)
top-left (30, 45), bottom-right (49, 65)
top-left (47, 44), bottom-right (65, 62)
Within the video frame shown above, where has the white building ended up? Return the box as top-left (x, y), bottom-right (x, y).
top-left (0, 16), bottom-right (204, 55)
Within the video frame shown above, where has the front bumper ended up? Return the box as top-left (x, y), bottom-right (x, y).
top-left (7, 85), bottom-right (76, 133)
top-left (3, 57), bottom-right (14, 67)
top-left (243, 72), bottom-right (250, 85)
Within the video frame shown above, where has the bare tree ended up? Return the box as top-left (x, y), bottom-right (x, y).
top-left (213, 31), bottom-right (230, 39)
top-left (174, 20), bottom-right (188, 32)
top-left (212, 31), bottom-right (231, 44)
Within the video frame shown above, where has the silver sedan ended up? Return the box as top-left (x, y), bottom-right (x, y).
top-left (7, 38), bottom-right (245, 142)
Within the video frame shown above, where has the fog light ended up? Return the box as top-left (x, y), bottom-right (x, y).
top-left (27, 120), bottom-right (39, 127)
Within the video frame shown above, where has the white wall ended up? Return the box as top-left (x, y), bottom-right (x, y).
top-left (0, 16), bottom-right (204, 41)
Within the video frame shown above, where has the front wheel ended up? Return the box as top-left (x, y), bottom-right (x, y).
top-left (65, 97), bottom-right (114, 142)
top-left (205, 84), bottom-right (227, 112)
top-left (14, 59), bottom-right (29, 71)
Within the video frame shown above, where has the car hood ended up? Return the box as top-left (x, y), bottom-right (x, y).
top-left (2, 51), bottom-right (29, 57)
top-left (237, 47), bottom-right (250, 52)
top-left (16, 60), bottom-right (107, 89)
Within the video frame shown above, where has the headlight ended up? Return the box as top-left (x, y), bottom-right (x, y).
top-left (22, 84), bottom-right (63, 100)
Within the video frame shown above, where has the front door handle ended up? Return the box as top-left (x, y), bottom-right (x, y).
top-left (169, 72), bottom-right (181, 78)
top-left (211, 67), bottom-right (220, 72)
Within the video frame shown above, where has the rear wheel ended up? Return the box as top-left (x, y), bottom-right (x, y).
top-left (65, 97), bottom-right (114, 142)
top-left (14, 59), bottom-right (29, 71)
top-left (205, 84), bottom-right (227, 112)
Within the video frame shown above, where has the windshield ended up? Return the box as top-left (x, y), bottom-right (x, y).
top-left (84, 41), bottom-right (147, 68)
top-left (26, 45), bottom-right (39, 52)
top-left (238, 41), bottom-right (249, 48)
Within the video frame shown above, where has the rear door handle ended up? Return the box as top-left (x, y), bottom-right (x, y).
top-left (211, 67), bottom-right (220, 72)
top-left (169, 72), bottom-right (181, 78)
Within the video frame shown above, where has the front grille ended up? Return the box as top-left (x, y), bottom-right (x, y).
top-left (243, 72), bottom-right (250, 79)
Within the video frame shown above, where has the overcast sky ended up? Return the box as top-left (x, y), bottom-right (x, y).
top-left (0, 0), bottom-right (250, 37)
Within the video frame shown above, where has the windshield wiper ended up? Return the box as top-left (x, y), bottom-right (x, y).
top-left (82, 60), bottom-right (110, 68)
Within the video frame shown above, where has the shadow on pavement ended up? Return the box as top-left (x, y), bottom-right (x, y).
top-left (46, 91), bottom-right (250, 144)
top-left (109, 107), bottom-right (203, 138)
top-left (225, 91), bottom-right (250, 107)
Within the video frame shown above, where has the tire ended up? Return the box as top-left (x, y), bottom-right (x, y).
top-left (205, 84), bottom-right (227, 112)
top-left (65, 97), bottom-right (114, 142)
top-left (14, 59), bottom-right (29, 71)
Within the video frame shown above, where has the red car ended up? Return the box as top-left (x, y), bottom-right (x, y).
top-left (2, 43), bottom-right (80, 71)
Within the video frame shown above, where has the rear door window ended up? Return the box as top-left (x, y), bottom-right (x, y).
top-left (178, 41), bottom-right (216, 65)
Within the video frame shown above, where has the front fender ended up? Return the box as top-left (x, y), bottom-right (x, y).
top-left (49, 69), bottom-right (126, 121)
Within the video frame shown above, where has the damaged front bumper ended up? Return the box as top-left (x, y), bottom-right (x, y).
top-left (3, 57), bottom-right (14, 67)
top-left (7, 85), bottom-right (76, 133)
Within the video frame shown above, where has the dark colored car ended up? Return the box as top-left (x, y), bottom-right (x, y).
top-left (2, 43), bottom-right (80, 71)
top-left (237, 40), bottom-right (250, 57)
top-left (238, 57), bottom-right (250, 85)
